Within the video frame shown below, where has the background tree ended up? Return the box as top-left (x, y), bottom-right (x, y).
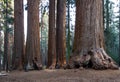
top-left (40, 1), bottom-right (49, 66)
top-left (25, 0), bottom-right (42, 69)
top-left (13, 0), bottom-right (24, 70)
top-left (3, 0), bottom-right (9, 71)
top-left (3, 0), bottom-right (14, 71)
top-left (66, 0), bottom-right (71, 62)
top-left (66, 0), bottom-right (76, 63)
top-left (104, 0), bottom-right (119, 63)
top-left (119, 0), bottom-right (120, 66)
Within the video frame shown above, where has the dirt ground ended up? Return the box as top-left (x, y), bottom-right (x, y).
top-left (1, 69), bottom-right (120, 82)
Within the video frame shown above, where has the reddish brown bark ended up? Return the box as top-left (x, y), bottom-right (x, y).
top-left (48, 0), bottom-right (56, 68)
top-left (65, 0), bottom-right (118, 70)
top-left (56, 0), bottom-right (66, 67)
top-left (13, 0), bottom-right (24, 70)
top-left (73, 0), bottom-right (104, 55)
top-left (25, 0), bottom-right (42, 69)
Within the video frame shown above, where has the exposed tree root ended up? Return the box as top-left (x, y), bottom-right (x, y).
top-left (65, 48), bottom-right (119, 70)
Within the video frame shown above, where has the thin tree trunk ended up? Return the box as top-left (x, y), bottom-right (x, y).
top-left (13, 0), bottom-right (24, 70)
top-left (56, 0), bottom-right (66, 67)
top-left (0, 47), bottom-right (1, 72)
top-left (106, 0), bottom-right (109, 29)
top-left (119, 0), bottom-right (120, 66)
top-left (48, 0), bottom-right (56, 68)
top-left (3, 0), bottom-right (9, 72)
top-left (67, 0), bottom-right (71, 62)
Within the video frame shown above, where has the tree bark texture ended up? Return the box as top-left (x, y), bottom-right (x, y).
top-left (25, 0), bottom-right (42, 69)
top-left (73, 0), bottom-right (104, 55)
top-left (66, 0), bottom-right (118, 70)
top-left (48, 0), bottom-right (56, 68)
top-left (56, 0), bottom-right (66, 67)
top-left (13, 0), bottom-right (24, 70)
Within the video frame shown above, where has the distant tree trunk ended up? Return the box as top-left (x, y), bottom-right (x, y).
top-left (7, 34), bottom-right (11, 71)
top-left (48, 0), bottom-right (56, 68)
top-left (67, 0), bottom-right (71, 62)
top-left (56, 0), bottom-right (66, 67)
top-left (13, 0), bottom-right (24, 70)
top-left (106, 0), bottom-right (109, 29)
top-left (0, 32), bottom-right (2, 72)
top-left (8, 34), bottom-right (14, 71)
top-left (25, 0), bottom-right (42, 69)
top-left (119, 0), bottom-right (120, 66)
top-left (3, 0), bottom-right (9, 71)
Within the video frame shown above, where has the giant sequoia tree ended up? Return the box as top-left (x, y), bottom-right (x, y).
top-left (73, 0), bottom-right (104, 55)
top-left (13, 0), bottom-right (24, 70)
top-left (48, 0), bottom-right (56, 68)
top-left (25, 0), bottom-right (42, 69)
top-left (68, 0), bottom-right (118, 69)
top-left (56, 0), bottom-right (66, 67)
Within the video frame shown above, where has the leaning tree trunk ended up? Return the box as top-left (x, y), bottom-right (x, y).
top-left (13, 0), bottom-right (24, 70)
top-left (48, 0), bottom-right (56, 68)
top-left (25, 0), bottom-right (42, 69)
top-left (56, 0), bottom-right (66, 67)
top-left (67, 0), bottom-right (118, 70)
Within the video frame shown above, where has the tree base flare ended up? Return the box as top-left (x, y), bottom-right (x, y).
top-left (49, 64), bottom-right (56, 69)
top-left (65, 48), bottom-right (119, 70)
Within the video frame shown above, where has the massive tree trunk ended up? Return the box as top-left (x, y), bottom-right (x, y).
top-left (13, 0), bottom-right (24, 70)
top-left (25, 0), bottom-right (42, 69)
top-left (56, 0), bottom-right (66, 67)
top-left (67, 0), bottom-right (118, 70)
top-left (73, 0), bottom-right (104, 54)
top-left (48, 0), bottom-right (56, 68)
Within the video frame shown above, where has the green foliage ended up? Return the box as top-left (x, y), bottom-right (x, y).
top-left (104, 0), bottom-right (119, 63)
top-left (0, 0), bottom-right (14, 32)
top-left (0, 0), bottom-right (14, 61)
top-left (67, 0), bottom-right (75, 6)
top-left (66, 0), bottom-right (75, 62)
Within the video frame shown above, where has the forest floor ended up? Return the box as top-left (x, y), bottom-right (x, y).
top-left (0, 69), bottom-right (120, 82)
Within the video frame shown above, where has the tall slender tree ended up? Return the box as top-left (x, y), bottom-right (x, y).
top-left (3, 0), bottom-right (9, 71)
top-left (48, 0), bottom-right (56, 68)
top-left (106, 0), bottom-right (110, 29)
top-left (119, 0), bottom-right (120, 66)
top-left (13, 0), bottom-right (24, 70)
top-left (25, 0), bottom-right (42, 69)
top-left (56, 0), bottom-right (66, 67)
top-left (0, 31), bottom-right (2, 72)
top-left (67, 0), bottom-right (71, 62)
